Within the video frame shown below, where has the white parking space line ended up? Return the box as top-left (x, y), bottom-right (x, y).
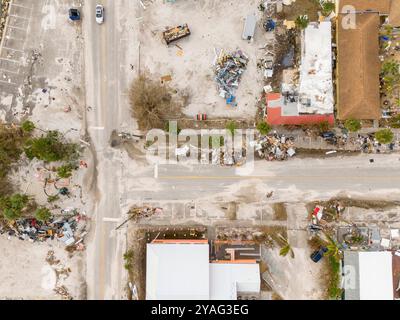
top-left (8, 14), bottom-right (30, 20)
top-left (7, 25), bottom-right (26, 31)
top-left (0, 57), bottom-right (19, 63)
top-left (0, 68), bottom-right (19, 75)
top-left (10, 2), bottom-right (33, 10)
top-left (1, 46), bottom-right (24, 53)
top-left (0, 79), bottom-right (17, 85)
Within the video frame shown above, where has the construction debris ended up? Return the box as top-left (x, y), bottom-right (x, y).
top-left (252, 132), bottom-right (296, 161)
top-left (163, 24), bottom-right (191, 45)
top-left (214, 50), bottom-right (249, 101)
top-left (0, 211), bottom-right (88, 248)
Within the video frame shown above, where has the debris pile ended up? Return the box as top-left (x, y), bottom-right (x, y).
top-left (128, 206), bottom-right (163, 221)
top-left (252, 133), bottom-right (296, 161)
top-left (0, 210), bottom-right (88, 248)
top-left (214, 50), bottom-right (249, 102)
top-left (163, 24), bottom-right (191, 45)
top-left (355, 133), bottom-right (399, 153)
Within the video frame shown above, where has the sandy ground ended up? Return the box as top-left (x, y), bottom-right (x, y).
top-left (0, 0), bottom-right (89, 300)
top-left (139, 0), bottom-right (272, 119)
top-left (0, 237), bottom-right (85, 300)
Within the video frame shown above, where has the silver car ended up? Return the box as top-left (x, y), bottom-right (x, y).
top-left (95, 5), bottom-right (104, 24)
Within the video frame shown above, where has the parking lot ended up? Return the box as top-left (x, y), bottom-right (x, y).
top-left (0, 0), bottom-right (33, 87)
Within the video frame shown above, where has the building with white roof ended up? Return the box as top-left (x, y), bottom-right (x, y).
top-left (297, 21), bottom-right (334, 115)
top-left (146, 241), bottom-right (260, 300)
top-left (343, 251), bottom-right (394, 300)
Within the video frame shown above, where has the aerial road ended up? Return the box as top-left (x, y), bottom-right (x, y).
top-left (83, 0), bottom-right (138, 300)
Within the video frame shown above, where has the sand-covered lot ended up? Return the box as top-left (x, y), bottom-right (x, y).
top-left (139, 0), bottom-right (273, 119)
top-left (0, 237), bottom-right (85, 300)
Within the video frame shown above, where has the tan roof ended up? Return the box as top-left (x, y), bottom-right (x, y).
top-left (337, 14), bottom-right (381, 120)
top-left (389, 0), bottom-right (400, 26)
top-left (338, 0), bottom-right (391, 14)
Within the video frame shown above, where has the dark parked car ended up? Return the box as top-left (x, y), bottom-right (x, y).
top-left (310, 247), bottom-right (328, 263)
top-left (320, 131), bottom-right (335, 139)
top-left (69, 8), bottom-right (81, 21)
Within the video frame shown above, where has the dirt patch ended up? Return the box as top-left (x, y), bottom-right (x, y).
top-left (308, 198), bottom-right (400, 212)
top-left (277, 0), bottom-right (320, 21)
top-left (273, 203), bottom-right (287, 221)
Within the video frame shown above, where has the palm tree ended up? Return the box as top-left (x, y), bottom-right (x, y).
top-left (278, 234), bottom-right (295, 258)
top-left (324, 233), bottom-right (341, 259)
top-left (295, 15), bottom-right (309, 30)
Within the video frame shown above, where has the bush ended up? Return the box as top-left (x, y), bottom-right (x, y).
top-left (35, 207), bottom-right (52, 222)
top-left (129, 73), bottom-right (180, 130)
top-left (389, 114), bottom-right (400, 129)
top-left (344, 119), bottom-right (361, 132)
top-left (374, 129), bottom-right (394, 144)
top-left (327, 256), bottom-right (343, 300)
top-left (57, 164), bottom-right (75, 179)
top-left (124, 249), bottom-right (135, 271)
top-left (0, 193), bottom-right (30, 220)
top-left (226, 121), bottom-right (237, 136)
top-left (21, 120), bottom-right (35, 133)
top-left (320, 1), bottom-right (335, 16)
top-left (257, 122), bottom-right (272, 135)
top-left (295, 15), bottom-right (309, 29)
top-left (24, 131), bottom-right (78, 162)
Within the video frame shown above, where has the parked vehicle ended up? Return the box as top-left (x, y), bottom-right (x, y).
top-left (320, 131), bottom-right (335, 139)
top-left (310, 247), bottom-right (328, 263)
top-left (69, 8), bottom-right (81, 21)
top-left (95, 5), bottom-right (104, 24)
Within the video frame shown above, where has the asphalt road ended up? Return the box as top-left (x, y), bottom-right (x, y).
top-left (83, 0), bottom-right (137, 300)
top-left (123, 154), bottom-right (400, 201)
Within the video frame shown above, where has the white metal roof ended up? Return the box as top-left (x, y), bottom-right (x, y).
top-left (358, 251), bottom-right (393, 300)
top-left (209, 263), bottom-right (260, 300)
top-left (298, 21), bottom-right (334, 114)
top-left (146, 243), bottom-right (210, 300)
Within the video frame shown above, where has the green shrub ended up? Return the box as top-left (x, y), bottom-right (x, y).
top-left (35, 207), bottom-right (52, 222)
top-left (21, 120), bottom-right (35, 133)
top-left (0, 193), bottom-right (30, 220)
top-left (344, 119), bottom-right (361, 132)
top-left (375, 129), bottom-right (394, 144)
top-left (257, 122), bottom-right (272, 135)
top-left (57, 164), bottom-right (75, 179)
top-left (225, 121), bottom-right (237, 136)
top-left (24, 131), bottom-right (78, 162)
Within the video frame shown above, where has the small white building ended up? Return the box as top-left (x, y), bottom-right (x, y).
top-left (297, 21), bottom-right (334, 115)
top-left (146, 241), bottom-right (260, 300)
top-left (343, 251), bottom-right (394, 300)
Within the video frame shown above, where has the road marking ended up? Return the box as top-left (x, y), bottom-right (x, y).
top-left (6, 25), bottom-right (26, 31)
top-left (10, 3), bottom-right (33, 10)
top-left (89, 126), bottom-right (105, 130)
top-left (8, 14), bottom-right (30, 20)
top-left (0, 79), bottom-right (17, 85)
top-left (103, 217), bottom-right (120, 223)
top-left (0, 68), bottom-right (19, 74)
top-left (154, 164), bottom-right (159, 178)
top-left (1, 46), bottom-right (24, 53)
top-left (0, 57), bottom-right (20, 63)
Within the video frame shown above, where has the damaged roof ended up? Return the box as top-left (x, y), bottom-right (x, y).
top-left (336, 13), bottom-right (381, 120)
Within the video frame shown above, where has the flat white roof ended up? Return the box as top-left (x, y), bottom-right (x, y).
top-left (298, 21), bottom-right (334, 114)
top-left (209, 263), bottom-right (260, 300)
top-left (359, 251), bottom-right (393, 300)
top-left (146, 243), bottom-right (210, 300)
